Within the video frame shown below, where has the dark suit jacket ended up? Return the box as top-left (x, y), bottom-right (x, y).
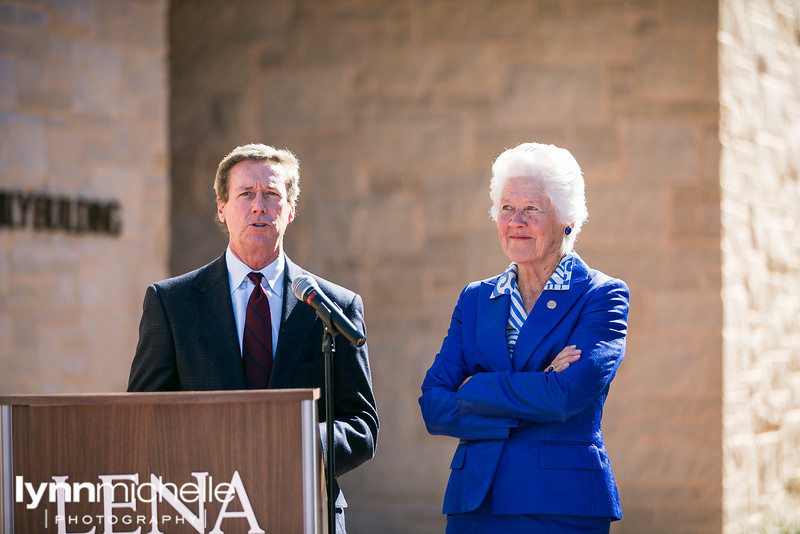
top-left (420, 253), bottom-right (627, 519)
top-left (127, 253), bottom-right (379, 507)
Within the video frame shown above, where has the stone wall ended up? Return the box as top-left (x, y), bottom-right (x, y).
top-left (3, 0), bottom-right (799, 533)
top-left (168, 1), bottom-right (727, 533)
top-left (0, 0), bottom-right (169, 393)
top-left (719, 0), bottom-right (800, 532)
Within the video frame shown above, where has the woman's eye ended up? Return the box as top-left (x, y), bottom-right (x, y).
top-left (501, 205), bottom-right (513, 211)
top-left (525, 205), bottom-right (539, 212)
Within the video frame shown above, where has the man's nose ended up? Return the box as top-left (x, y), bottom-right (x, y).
top-left (252, 192), bottom-right (268, 212)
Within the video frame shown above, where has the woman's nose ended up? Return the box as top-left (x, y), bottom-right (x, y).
top-left (509, 209), bottom-right (526, 225)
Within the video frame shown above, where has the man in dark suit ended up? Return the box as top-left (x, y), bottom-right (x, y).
top-left (127, 143), bottom-right (378, 533)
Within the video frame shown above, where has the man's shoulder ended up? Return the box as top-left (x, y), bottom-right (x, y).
top-left (314, 272), bottom-right (358, 300)
top-left (286, 257), bottom-right (359, 303)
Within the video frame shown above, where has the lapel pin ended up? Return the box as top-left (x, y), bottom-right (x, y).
top-left (546, 300), bottom-right (557, 309)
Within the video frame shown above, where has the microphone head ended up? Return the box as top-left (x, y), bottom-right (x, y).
top-left (291, 274), bottom-right (317, 302)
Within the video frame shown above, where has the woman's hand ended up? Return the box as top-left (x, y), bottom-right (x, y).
top-left (545, 345), bottom-right (581, 373)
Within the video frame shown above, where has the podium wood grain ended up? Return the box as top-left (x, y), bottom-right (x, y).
top-left (4, 390), bottom-right (321, 534)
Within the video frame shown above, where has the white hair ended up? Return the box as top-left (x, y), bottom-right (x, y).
top-left (489, 142), bottom-right (588, 250)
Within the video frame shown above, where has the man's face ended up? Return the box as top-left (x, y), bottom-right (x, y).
top-left (217, 159), bottom-right (295, 269)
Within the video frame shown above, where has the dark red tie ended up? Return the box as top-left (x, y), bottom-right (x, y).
top-left (243, 272), bottom-right (273, 389)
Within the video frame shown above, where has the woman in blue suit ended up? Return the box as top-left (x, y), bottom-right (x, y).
top-left (420, 142), bottom-right (629, 533)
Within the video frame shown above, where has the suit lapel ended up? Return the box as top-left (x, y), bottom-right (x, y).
top-left (269, 257), bottom-right (317, 387)
top-left (476, 280), bottom-right (513, 372)
top-left (511, 255), bottom-right (590, 372)
top-left (193, 254), bottom-right (246, 388)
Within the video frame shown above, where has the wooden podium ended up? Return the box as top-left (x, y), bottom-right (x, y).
top-left (0, 389), bottom-right (326, 534)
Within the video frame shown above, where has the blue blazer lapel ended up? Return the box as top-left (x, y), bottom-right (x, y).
top-left (476, 279), bottom-right (513, 372)
top-left (193, 254), bottom-right (246, 388)
top-left (270, 257), bottom-right (317, 387)
top-left (511, 256), bottom-right (590, 372)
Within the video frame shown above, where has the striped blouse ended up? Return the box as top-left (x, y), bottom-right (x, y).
top-left (490, 252), bottom-right (575, 357)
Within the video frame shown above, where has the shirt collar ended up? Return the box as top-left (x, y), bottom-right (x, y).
top-left (225, 248), bottom-right (285, 297)
top-left (491, 252), bottom-right (574, 299)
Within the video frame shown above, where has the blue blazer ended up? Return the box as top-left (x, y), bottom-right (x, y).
top-left (419, 253), bottom-right (628, 519)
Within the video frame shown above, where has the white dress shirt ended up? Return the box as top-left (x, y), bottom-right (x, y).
top-left (225, 248), bottom-right (284, 356)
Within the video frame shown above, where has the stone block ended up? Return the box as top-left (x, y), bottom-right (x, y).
top-left (348, 438), bottom-right (451, 500)
top-left (349, 192), bottom-right (424, 256)
top-left (538, 22), bottom-right (636, 65)
top-left (652, 288), bottom-right (722, 329)
top-left (0, 112), bottom-right (47, 179)
top-left (573, 126), bottom-right (623, 184)
top-left (363, 112), bottom-right (466, 172)
top-left (17, 36), bottom-right (71, 111)
top-left (170, 0), bottom-right (288, 55)
top-left (50, 0), bottom-right (97, 35)
top-left (365, 261), bottom-right (427, 322)
top-left (120, 52), bottom-right (167, 120)
top-left (638, 37), bottom-right (706, 99)
top-left (0, 56), bottom-right (17, 107)
top-left (472, 126), bottom-right (568, 174)
top-left (293, 3), bottom-right (410, 66)
top-left (626, 122), bottom-right (700, 185)
top-left (666, 0), bottom-right (719, 33)
top-left (580, 185), bottom-right (668, 249)
top-left (419, 0), bottom-right (532, 42)
top-left (0, 26), bottom-right (48, 58)
top-left (71, 42), bottom-right (123, 116)
top-left (669, 185), bottom-right (721, 245)
top-left (298, 155), bottom-right (361, 199)
top-left (96, 0), bottom-right (167, 50)
top-left (261, 68), bottom-right (351, 127)
top-left (498, 66), bottom-right (606, 126)
top-left (0, 4), bottom-right (47, 27)
top-left (620, 330), bottom-right (722, 396)
top-left (568, 0), bottom-right (659, 24)
top-left (423, 172), bottom-right (494, 238)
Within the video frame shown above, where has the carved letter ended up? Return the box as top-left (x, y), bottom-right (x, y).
top-left (209, 471), bottom-right (264, 534)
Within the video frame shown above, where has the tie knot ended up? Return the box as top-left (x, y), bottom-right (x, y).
top-left (247, 272), bottom-right (264, 287)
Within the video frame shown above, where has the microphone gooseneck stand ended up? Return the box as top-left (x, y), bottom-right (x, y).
top-left (321, 324), bottom-right (336, 534)
top-left (294, 275), bottom-right (366, 534)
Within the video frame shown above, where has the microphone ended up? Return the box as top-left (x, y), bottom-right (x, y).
top-left (291, 275), bottom-right (366, 347)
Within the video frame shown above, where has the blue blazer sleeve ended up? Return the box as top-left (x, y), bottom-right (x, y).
top-left (419, 285), bottom-right (519, 440)
top-left (456, 276), bottom-right (629, 423)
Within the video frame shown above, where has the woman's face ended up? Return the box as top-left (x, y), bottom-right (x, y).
top-left (496, 175), bottom-right (564, 269)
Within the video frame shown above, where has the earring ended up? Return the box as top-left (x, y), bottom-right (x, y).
top-left (564, 226), bottom-right (572, 236)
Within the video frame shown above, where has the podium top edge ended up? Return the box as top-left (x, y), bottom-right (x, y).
top-left (0, 388), bottom-right (321, 406)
